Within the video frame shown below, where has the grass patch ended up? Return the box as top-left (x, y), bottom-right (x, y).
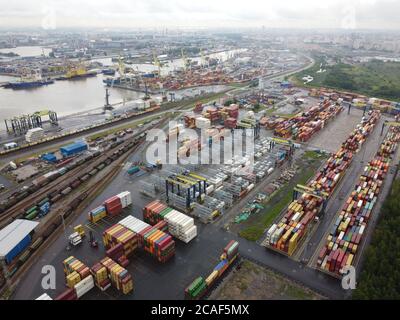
top-left (228, 81), bottom-right (251, 88)
top-left (285, 284), bottom-right (314, 299)
top-left (239, 166), bottom-right (320, 242)
top-left (303, 150), bottom-right (325, 160)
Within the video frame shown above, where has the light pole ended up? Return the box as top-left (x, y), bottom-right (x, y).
top-left (60, 212), bottom-right (70, 251)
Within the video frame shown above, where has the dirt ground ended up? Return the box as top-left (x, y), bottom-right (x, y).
top-left (210, 259), bottom-right (325, 300)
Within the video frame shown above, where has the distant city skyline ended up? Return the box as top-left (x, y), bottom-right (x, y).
top-left (0, 0), bottom-right (399, 30)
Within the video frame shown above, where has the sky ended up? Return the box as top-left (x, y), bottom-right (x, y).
top-left (0, 0), bottom-right (399, 30)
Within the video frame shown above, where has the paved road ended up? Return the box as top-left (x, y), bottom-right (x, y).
top-left (12, 132), bottom-right (347, 301)
top-left (298, 115), bottom-right (391, 265)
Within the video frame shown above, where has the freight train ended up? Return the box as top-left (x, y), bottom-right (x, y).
top-left (184, 240), bottom-right (239, 300)
top-left (0, 133), bottom-right (146, 223)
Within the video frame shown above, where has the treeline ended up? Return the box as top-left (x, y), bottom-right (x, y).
top-left (353, 177), bottom-right (400, 299)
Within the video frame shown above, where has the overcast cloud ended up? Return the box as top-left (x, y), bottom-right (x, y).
top-left (0, 0), bottom-right (399, 30)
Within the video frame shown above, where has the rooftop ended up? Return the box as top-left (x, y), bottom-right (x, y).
top-left (0, 219), bottom-right (39, 259)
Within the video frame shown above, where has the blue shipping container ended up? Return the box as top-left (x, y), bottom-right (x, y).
top-left (5, 234), bottom-right (31, 264)
top-left (214, 260), bottom-right (227, 271)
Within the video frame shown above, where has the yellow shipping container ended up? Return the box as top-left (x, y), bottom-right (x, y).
top-left (205, 270), bottom-right (219, 286)
top-left (288, 232), bottom-right (299, 256)
top-left (346, 254), bottom-right (354, 266)
top-left (66, 271), bottom-right (81, 288)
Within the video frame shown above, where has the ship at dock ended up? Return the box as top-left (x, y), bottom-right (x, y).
top-left (55, 64), bottom-right (97, 80)
top-left (4, 72), bottom-right (54, 90)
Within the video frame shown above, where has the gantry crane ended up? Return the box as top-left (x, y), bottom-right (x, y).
top-left (181, 48), bottom-right (190, 71)
top-left (293, 184), bottom-right (329, 213)
top-left (152, 50), bottom-right (162, 77)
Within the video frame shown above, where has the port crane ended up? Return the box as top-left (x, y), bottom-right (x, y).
top-left (200, 48), bottom-right (208, 68)
top-left (181, 49), bottom-right (191, 71)
top-left (381, 119), bottom-right (400, 135)
top-left (293, 184), bottom-right (329, 214)
top-left (152, 50), bottom-right (163, 77)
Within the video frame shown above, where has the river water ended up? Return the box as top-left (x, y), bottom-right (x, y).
top-left (0, 47), bottom-right (243, 129)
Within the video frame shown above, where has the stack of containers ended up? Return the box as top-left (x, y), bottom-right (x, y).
top-left (63, 256), bottom-right (90, 288)
top-left (103, 223), bottom-right (138, 258)
top-left (317, 126), bottom-right (400, 276)
top-left (205, 108), bottom-right (220, 122)
top-left (143, 201), bottom-right (197, 243)
top-left (164, 210), bottom-right (197, 243)
top-left (274, 103), bottom-right (343, 141)
top-left (143, 200), bottom-right (169, 225)
top-left (222, 240), bottom-right (239, 261)
top-left (90, 262), bottom-right (111, 291)
top-left (195, 117), bottom-right (211, 129)
top-left (88, 191), bottom-right (131, 222)
top-left (88, 205), bottom-right (107, 223)
top-left (119, 215), bottom-right (176, 263)
top-left (142, 226), bottom-right (176, 263)
top-left (116, 191), bottom-right (132, 208)
top-left (308, 147), bottom-right (353, 194)
top-left (185, 277), bottom-right (207, 299)
top-left (100, 257), bottom-right (133, 295)
top-left (74, 275), bottom-right (95, 298)
top-left (227, 105), bottom-right (239, 118)
top-left (265, 111), bottom-right (381, 257)
top-left (104, 196), bottom-right (123, 217)
top-left (106, 243), bottom-right (129, 267)
top-left (224, 117), bottom-right (237, 129)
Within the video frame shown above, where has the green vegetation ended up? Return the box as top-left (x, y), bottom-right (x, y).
top-left (292, 58), bottom-right (400, 101)
top-left (223, 98), bottom-right (238, 106)
top-left (353, 178), bottom-right (400, 299)
top-left (239, 185), bottom-right (293, 241)
top-left (303, 150), bottom-right (325, 160)
top-left (239, 166), bottom-right (318, 242)
top-left (239, 152), bottom-right (327, 242)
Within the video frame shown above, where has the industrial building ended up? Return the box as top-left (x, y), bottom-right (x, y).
top-left (0, 219), bottom-right (39, 265)
top-left (60, 141), bottom-right (88, 157)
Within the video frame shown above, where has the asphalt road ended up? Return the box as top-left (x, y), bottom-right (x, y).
top-left (12, 130), bottom-right (347, 300)
top-left (298, 114), bottom-right (391, 265)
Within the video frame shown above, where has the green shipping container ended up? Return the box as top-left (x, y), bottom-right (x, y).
top-left (25, 210), bottom-right (38, 220)
top-left (25, 206), bottom-right (38, 215)
top-left (128, 166), bottom-right (140, 175)
top-left (160, 207), bottom-right (173, 218)
top-left (187, 277), bottom-right (204, 294)
top-left (192, 282), bottom-right (207, 297)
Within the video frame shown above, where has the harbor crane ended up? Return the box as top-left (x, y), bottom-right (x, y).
top-left (152, 50), bottom-right (163, 77)
top-left (381, 119), bottom-right (400, 136)
top-left (181, 49), bottom-right (191, 71)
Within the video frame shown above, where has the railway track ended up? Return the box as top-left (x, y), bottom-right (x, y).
top-left (1, 117), bottom-right (173, 296)
top-left (0, 155), bottom-right (103, 228)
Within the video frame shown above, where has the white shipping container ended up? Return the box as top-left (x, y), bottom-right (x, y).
top-left (74, 275), bottom-right (95, 298)
top-left (206, 185), bottom-right (214, 194)
top-left (117, 191), bottom-right (132, 208)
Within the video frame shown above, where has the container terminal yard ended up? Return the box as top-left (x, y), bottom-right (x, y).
top-left (0, 24), bottom-right (400, 304)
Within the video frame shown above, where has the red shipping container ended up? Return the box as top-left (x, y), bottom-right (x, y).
top-left (55, 288), bottom-right (78, 300)
top-left (106, 203), bottom-right (123, 216)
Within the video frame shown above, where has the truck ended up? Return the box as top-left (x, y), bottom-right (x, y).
top-left (69, 232), bottom-right (83, 246)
